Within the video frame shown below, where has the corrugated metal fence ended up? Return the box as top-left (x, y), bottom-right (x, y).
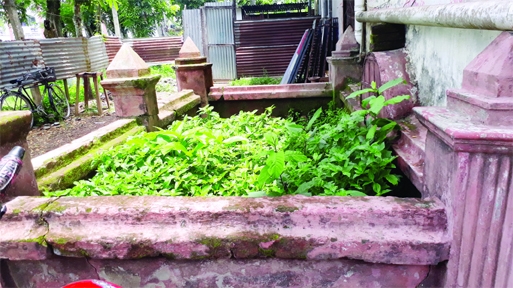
top-left (104, 36), bottom-right (123, 62)
top-left (234, 17), bottom-right (319, 77)
top-left (0, 36), bottom-right (109, 88)
top-left (205, 2), bottom-right (237, 80)
top-left (183, 9), bottom-right (205, 56)
top-left (104, 36), bottom-right (183, 64)
top-left (123, 37), bottom-right (182, 63)
top-left (0, 40), bottom-right (44, 88)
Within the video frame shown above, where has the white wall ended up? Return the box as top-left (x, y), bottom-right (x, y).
top-left (365, 0), bottom-right (500, 106)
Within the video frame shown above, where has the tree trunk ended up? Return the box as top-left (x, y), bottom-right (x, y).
top-left (112, 6), bottom-right (122, 38)
top-left (73, 1), bottom-right (84, 37)
top-left (46, 0), bottom-right (62, 37)
top-left (2, 0), bottom-right (24, 40)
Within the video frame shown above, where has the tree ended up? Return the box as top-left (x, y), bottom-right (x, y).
top-left (101, 0), bottom-right (178, 38)
top-left (46, 0), bottom-right (62, 36)
top-left (2, 0), bottom-right (25, 39)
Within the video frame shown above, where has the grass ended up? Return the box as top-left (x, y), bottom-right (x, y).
top-left (231, 75), bottom-right (282, 86)
top-left (150, 64), bottom-right (176, 79)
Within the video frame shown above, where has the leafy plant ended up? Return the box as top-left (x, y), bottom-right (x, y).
top-left (230, 74), bottom-right (282, 86)
top-left (150, 64), bottom-right (176, 79)
top-left (256, 78), bottom-right (410, 196)
top-left (49, 78), bottom-right (409, 198)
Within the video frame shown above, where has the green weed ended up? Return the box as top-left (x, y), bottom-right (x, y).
top-left (48, 78), bottom-right (409, 197)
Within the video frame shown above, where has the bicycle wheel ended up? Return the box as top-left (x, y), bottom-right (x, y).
top-left (46, 84), bottom-right (70, 119)
top-left (0, 92), bottom-right (34, 128)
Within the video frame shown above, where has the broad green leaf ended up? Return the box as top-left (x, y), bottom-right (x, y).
top-left (371, 118), bottom-right (393, 127)
top-left (346, 190), bottom-right (368, 197)
top-left (371, 81), bottom-right (377, 89)
top-left (247, 191), bottom-right (267, 198)
top-left (384, 95), bottom-right (411, 106)
top-left (267, 151), bottom-right (285, 179)
top-left (362, 95), bottom-right (376, 109)
top-left (161, 142), bottom-right (191, 157)
top-left (285, 150), bottom-right (308, 163)
top-left (378, 78), bottom-right (406, 94)
top-left (286, 123), bottom-right (304, 134)
top-left (369, 96), bottom-right (386, 115)
top-left (264, 132), bottom-right (278, 147)
top-left (372, 182), bottom-right (381, 194)
top-left (257, 166), bottom-right (272, 187)
top-left (306, 107), bottom-right (323, 131)
top-left (385, 174), bottom-right (399, 185)
top-left (296, 181), bottom-right (315, 194)
top-left (223, 136), bottom-right (249, 144)
top-left (347, 88), bottom-right (375, 99)
top-left (366, 125), bottom-right (377, 140)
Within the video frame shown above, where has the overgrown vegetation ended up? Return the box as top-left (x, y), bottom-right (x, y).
top-left (230, 75), bottom-right (282, 86)
top-left (150, 64), bottom-right (176, 79)
top-left (48, 78), bottom-right (409, 198)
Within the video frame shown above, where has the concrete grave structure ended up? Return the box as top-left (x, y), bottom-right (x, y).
top-left (100, 43), bottom-right (161, 121)
top-left (100, 43), bottom-right (200, 131)
top-left (174, 37), bottom-right (213, 107)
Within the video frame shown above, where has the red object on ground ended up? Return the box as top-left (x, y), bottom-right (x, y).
top-left (63, 279), bottom-right (122, 288)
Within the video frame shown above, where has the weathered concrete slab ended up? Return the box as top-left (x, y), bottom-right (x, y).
top-left (209, 83), bottom-right (333, 101)
top-left (0, 196), bottom-right (449, 265)
top-left (7, 257), bottom-right (431, 288)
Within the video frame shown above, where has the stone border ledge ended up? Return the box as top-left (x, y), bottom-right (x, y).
top-left (32, 119), bottom-right (137, 177)
top-left (209, 83), bottom-right (333, 101)
top-left (0, 196), bottom-right (449, 265)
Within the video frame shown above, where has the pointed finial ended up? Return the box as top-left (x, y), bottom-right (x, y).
top-left (106, 43), bottom-right (150, 78)
top-left (179, 37), bottom-right (201, 58)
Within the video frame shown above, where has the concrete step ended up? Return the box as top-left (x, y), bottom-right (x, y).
top-left (393, 115), bottom-right (428, 193)
top-left (33, 119), bottom-right (138, 179)
top-left (37, 125), bottom-right (145, 192)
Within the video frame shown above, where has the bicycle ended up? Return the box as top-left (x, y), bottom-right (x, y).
top-left (0, 67), bottom-right (70, 128)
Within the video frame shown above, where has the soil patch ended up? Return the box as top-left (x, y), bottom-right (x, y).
top-left (27, 113), bottom-right (118, 158)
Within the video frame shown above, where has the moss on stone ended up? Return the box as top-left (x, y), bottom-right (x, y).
top-left (11, 208), bottom-right (21, 215)
top-left (52, 237), bottom-right (71, 245)
top-left (199, 237), bottom-right (223, 249)
top-left (35, 120), bottom-right (138, 180)
top-left (39, 125), bottom-right (144, 193)
top-left (275, 205), bottom-right (299, 213)
top-left (258, 248), bottom-right (275, 257)
top-left (44, 201), bottom-right (67, 213)
top-left (162, 253), bottom-right (176, 259)
top-left (85, 207), bottom-right (92, 213)
top-left (16, 235), bottom-right (47, 247)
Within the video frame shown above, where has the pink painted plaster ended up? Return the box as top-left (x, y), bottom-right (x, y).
top-left (393, 115), bottom-right (427, 194)
top-left (208, 83), bottom-right (333, 101)
top-left (101, 75), bottom-right (161, 117)
top-left (0, 196), bottom-right (449, 266)
top-left (362, 49), bottom-right (417, 120)
top-left (6, 257), bottom-right (431, 288)
top-left (413, 31), bottom-right (513, 288)
top-left (106, 44), bottom-right (150, 79)
top-left (175, 65), bottom-right (212, 106)
top-left (461, 31), bottom-right (513, 98)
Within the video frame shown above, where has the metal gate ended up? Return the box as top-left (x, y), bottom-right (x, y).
top-left (204, 2), bottom-right (237, 80)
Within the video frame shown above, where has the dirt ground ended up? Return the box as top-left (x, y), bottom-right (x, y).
top-left (27, 111), bottom-right (119, 158)
top-left (27, 78), bottom-right (178, 158)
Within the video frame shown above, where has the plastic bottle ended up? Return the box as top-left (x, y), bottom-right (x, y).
top-left (0, 146), bottom-right (25, 219)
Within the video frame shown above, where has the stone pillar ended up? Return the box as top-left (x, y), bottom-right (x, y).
top-left (174, 37), bottom-right (213, 107)
top-left (415, 31), bottom-right (513, 287)
top-left (0, 111), bottom-right (39, 198)
top-left (326, 27), bottom-right (362, 100)
top-left (100, 44), bottom-right (161, 131)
